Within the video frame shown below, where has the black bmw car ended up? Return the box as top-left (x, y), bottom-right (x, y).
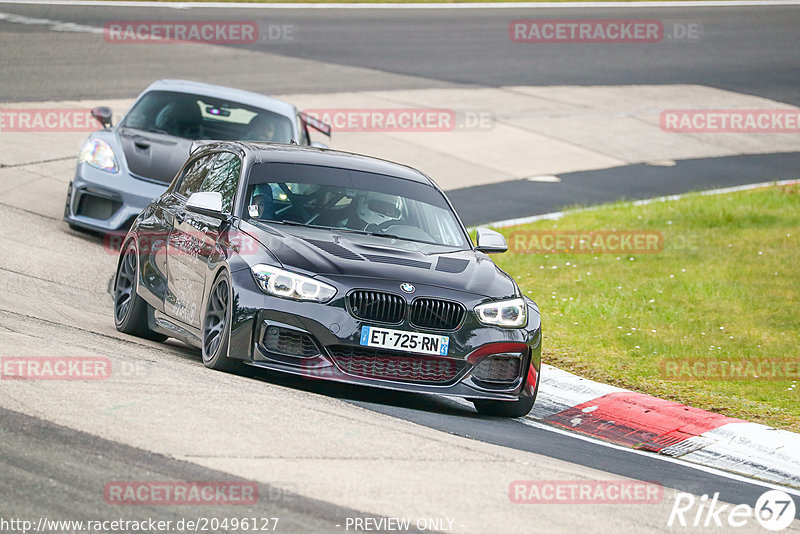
top-left (113, 142), bottom-right (541, 417)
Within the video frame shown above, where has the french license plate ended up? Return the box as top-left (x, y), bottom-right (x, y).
top-left (359, 326), bottom-right (450, 356)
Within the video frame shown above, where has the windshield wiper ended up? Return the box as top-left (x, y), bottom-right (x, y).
top-left (122, 126), bottom-right (170, 136)
top-left (358, 231), bottom-right (403, 241)
top-left (339, 228), bottom-right (424, 243)
top-left (272, 220), bottom-right (429, 245)
top-left (349, 230), bottom-right (458, 247)
top-left (276, 220), bottom-right (340, 231)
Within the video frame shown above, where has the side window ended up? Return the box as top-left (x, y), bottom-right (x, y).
top-left (176, 155), bottom-right (214, 199)
top-left (176, 152), bottom-right (241, 214)
top-left (201, 152), bottom-right (240, 213)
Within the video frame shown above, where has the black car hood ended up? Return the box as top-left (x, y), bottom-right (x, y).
top-left (118, 127), bottom-right (193, 184)
top-left (241, 221), bottom-right (518, 299)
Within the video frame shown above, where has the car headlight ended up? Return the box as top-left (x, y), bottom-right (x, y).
top-left (251, 264), bottom-right (336, 303)
top-left (79, 138), bottom-right (119, 173)
top-left (475, 297), bottom-right (527, 328)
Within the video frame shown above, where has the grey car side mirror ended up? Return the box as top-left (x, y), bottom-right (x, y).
top-left (91, 106), bottom-right (113, 129)
top-left (475, 227), bottom-right (508, 253)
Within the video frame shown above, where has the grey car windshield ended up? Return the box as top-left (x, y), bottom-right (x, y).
top-left (245, 163), bottom-right (469, 249)
top-left (120, 90), bottom-right (295, 143)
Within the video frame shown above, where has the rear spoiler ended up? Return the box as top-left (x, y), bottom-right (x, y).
top-left (299, 112), bottom-right (332, 137)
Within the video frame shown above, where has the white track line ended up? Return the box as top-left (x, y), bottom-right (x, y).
top-left (450, 394), bottom-right (800, 493)
top-left (0, 11), bottom-right (103, 32)
top-left (518, 418), bottom-right (800, 496)
top-left (1, 0), bottom-right (800, 9)
top-left (477, 178), bottom-right (800, 229)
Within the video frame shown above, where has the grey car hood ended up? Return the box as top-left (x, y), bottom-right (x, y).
top-left (118, 127), bottom-right (193, 184)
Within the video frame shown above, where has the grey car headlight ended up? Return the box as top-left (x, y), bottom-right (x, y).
top-left (475, 297), bottom-right (527, 328)
top-left (252, 264), bottom-right (336, 303)
top-left (79, 138), bottom-right (119, 173)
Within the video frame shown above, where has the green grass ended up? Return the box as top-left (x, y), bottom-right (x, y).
top-left (492, 184), bottom-right (800, 431)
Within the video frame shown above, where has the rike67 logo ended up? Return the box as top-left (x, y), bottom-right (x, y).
top-left (668, 490), bottom-right (796, 531)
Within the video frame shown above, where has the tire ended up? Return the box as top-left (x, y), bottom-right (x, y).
top-left (113, 241), bottom-right (168, 342)
top-left (472, 369), bottom-right (540, 418)
top-left (201, 270), bottom-right (238, 372)
top-left (472, 396), bottom-right (536, 418)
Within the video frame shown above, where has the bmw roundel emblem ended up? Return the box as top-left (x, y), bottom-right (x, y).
top-left (400, 283), bottom-right (415, 293)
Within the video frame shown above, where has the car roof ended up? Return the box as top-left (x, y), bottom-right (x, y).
top-left (200, 142), bottom-right (434, 185)
top-left (143, 79), bottom-right (297, 118)
top-left (249, 144), bottom-right (434, 185)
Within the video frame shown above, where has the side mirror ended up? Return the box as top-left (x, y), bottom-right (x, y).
top-left (186, 191), bottom-right (225, 220)
top-left (91, 106), bottom-right (113, 129)
top-left (474, 228), bottom-right (508, 253)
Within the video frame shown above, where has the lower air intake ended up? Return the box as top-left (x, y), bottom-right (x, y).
top-left (76, 193), bottom-right (121, 220)
top-left (328, 346), bottom-right (464, 384)
top-left (472, 355), bottom-right (522, 384)
top-left (262, 326), bottom-right (320, 357)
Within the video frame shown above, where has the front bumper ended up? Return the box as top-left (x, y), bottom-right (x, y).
top-left (228, 268), bottom-right (541, 402)
top-left (64, 163), bottom-right (168, 233)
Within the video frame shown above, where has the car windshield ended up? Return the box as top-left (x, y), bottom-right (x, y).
top-left (245, 163), bottom-right (469, 249)
top-left (119, 90), bottom-right (295, 143)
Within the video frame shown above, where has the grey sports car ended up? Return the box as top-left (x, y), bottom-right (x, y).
top-left (64, 79), bottom-right (330, 233)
